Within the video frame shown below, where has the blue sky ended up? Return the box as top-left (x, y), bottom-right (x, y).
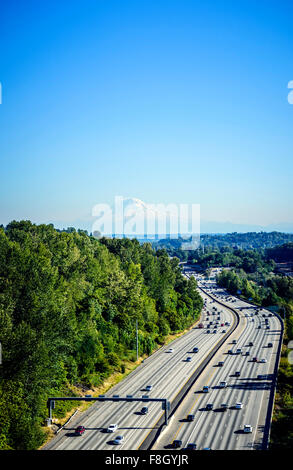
top-left (0, 0), bottom-right (292, 232)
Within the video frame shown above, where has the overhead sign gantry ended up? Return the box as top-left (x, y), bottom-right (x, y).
top-left (47, 395), bottom-right (171, 427)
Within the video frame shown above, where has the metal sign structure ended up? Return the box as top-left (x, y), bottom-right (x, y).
top-left (47, 395), bottom-right (171, 427)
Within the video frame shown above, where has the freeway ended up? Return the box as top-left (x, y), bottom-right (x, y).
top-left (44, 267), bottom-right (282, 451)
top-left (152, 268), bottom-right (283, 450)
top-left (44, 279), bottom-right (236, 450)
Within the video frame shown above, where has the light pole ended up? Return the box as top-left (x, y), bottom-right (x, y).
top-left (136, 320), bottom-right (138, 361)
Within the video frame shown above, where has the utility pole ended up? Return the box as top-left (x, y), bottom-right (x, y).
top-left (136, 320), bottom-right (138, 361)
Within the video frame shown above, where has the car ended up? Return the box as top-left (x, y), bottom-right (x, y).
top-left (228, 349), bottom-right (233, 355)
top-left (222, 329), bottom-right (226, 333)
top-left (186, 356), bottom-right (192, 362)
top-left (203, 386), bottom-right (210, 393)
top-left (113, 435), bottom-right (124, 445)
top-left (249, 342), bottom-right (253, 346)
top-left (172, 439), bottom-right (182, 448)
top-left (220, 403), bottom-right (228, 411)
top-left (235, 402), bottom-right (243, 409)
top-left (236, 348), bottom-right (242, 355)
top-left (141, 407), bottom-right (148, 415)
top-left (187, 414), bottom-right (195, 421)
top-left (260, 358), bottom-right (267, 363)
top-left (75, 426), bottom-right (85, 435)
top-left (206, 403), bottom-right (213, 410)
top-left (245, 351), bottom-right (250, 356)
top-left (266, 325), bottom-right (270, 329)
top-left (107, 423), bottom-right (118, 433)
top-left (207, 329), bottom-right (210, 334)
top-left (232, 339), bottom-right (237, 344)
top-left (219, 381), bottom-right (227, 388)
top-left (252, 357), bottom-right (258, 362)
top-left (268, 343), bottom-right (273, 348)
top-left (145, 385), bottom-right (152, 391)
top-left (213, 329), bottom-right (217, 333)
top-left (185, 443), bottom-right (197, 450)
top-left (218, 361), bottom-right (224, 367)
top-left (167, 348), bottom-right (174, 353)
top-left (193, 347), bottom-right (199, 353)
top-left (243, 424), bottom-right (252, 433)
top-left (235, 371), bottom-right (240, 377)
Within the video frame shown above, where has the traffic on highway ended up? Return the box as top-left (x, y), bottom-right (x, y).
top-left (43, 268), bottom-right (283, 451)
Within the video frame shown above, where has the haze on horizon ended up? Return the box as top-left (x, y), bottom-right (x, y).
top-left (0, 0), bottom-right (292, 231)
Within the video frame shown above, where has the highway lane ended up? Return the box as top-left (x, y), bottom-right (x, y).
top-left (152, 269), bottom-right (282, 450)
top-left (44, 285), bottom-right (236, 450)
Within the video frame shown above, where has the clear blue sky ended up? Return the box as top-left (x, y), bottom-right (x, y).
top-left (0, 0), bottom-right (292, 231)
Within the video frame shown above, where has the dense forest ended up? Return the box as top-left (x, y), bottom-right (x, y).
top-left (154, 231), bottom-right (293, 256)
top-left (0, 221), bottom-right (203, 450)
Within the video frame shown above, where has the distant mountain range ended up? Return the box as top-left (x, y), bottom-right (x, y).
top-left (50, 218), bottom-right (293, 235)
top-left (200, 221), bottom-right (293, 234)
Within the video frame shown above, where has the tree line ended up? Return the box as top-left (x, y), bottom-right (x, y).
top-left (0, 221), bottom-right (203, 450)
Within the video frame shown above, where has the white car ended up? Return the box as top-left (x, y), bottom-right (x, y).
top-left (167, 348), bottom-right (174, 353)
top-left (235, 402), bottom-right (243, 409)
top-left (243, 424), bottom-right (252, 433)
top-left (107, 424), bottom-right (118, 433)
top-left (260, 358), bottom-right (267, 363)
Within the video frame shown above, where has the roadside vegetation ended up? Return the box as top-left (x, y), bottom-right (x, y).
top-left (0, 221), bottom-right (203, 450)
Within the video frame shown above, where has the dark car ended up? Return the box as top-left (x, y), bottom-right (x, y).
top-left (75, 426), bottom-right (85, 436)
top-left (141, 407), bottom-right (148, 415)
top-left (187, 414), bottom-right (195, 421)
top-left (185, 443), bottom-right (197, 450)
top-left (252, 357), bottom-right (258, 362)
top-left (235, 371), bottom-right (240, 377)
top-left (206, 403), bottom-right (213, 410)
top-left (268, 343), bottom-right (273, 348)
top-left (173, 439), bottom-right (182, 448)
